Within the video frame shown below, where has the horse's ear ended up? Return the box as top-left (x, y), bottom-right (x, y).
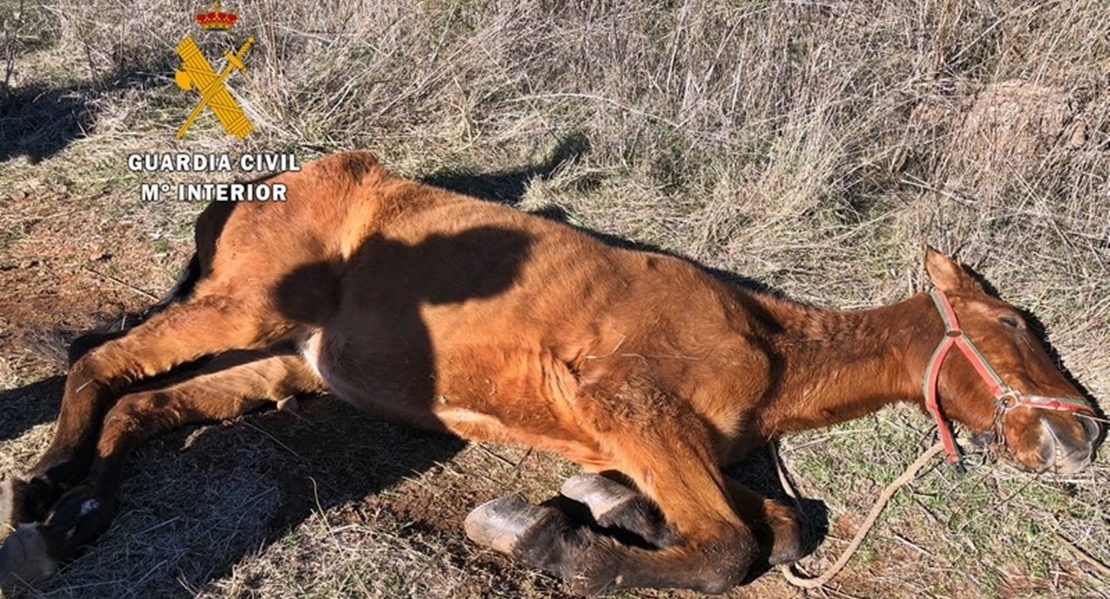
top-left (924, 246), bottom-right (979, 292)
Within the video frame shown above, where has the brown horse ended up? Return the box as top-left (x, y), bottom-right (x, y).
top-left (0, 152), bottom-right (1102, 593)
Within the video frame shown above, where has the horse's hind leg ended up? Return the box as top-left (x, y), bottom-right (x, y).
top-left (471, 448), bottom-right (755, 593)
top-left (0, 260), bottom-right (206, 531)
top-left (0, 352), bottom-right (322, 586)
top-left (2, 291), bottom-right (296, 535)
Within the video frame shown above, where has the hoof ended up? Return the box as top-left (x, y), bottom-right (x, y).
top-left (1, 474), bottom-right (72, 535)
top-left (464, 496), bottom-right (559, 556)
top-left (1, 476), bottom-right (49, 542)
top-left (0, 524), bottom-right (57, 589)
top-left (43, 486), bottom-right (113, 551)
top-left (276, 396), bottom-right (299, 413)
top-left (561, 474), bottom-right (673, 547)
top-left (560, 474), bottom-right (639, 521)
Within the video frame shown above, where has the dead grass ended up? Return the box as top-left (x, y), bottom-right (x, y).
top-left (1, 0), bottom-right (1109, 597)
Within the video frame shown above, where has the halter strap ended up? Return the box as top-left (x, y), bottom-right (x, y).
top-left (921, 289), bottom-right (1094, 469)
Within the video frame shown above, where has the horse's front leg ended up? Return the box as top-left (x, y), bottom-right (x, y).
top-left (466, 379), bottom-right (766, 594)
top-left (0, 291), bottom-right (298, 586)
top-left (723, 477), bottom-right (806, 566)
top-left (1, 282), bottom-right (194, 528)
top-left (557, 472), bottom-right (807, 567)
top-left (0, 330), bottom-right (133, 538)
top-left (0, 352), bottom-right (322, 587)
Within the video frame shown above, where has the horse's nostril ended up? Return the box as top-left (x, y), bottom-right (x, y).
top-left (970, 430), bottom-right (996, 447)
top-left (1079, 415), bottom-right (1104, 445)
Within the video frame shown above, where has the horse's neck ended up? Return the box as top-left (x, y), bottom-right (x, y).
top-left (750, 291), bottom-right (938, 437)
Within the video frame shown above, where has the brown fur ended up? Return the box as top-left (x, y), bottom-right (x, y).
top-left (0, 152), bottom-right (1101, 593)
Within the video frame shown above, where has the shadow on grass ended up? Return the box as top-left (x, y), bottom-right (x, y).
top-left (0, 377), bottom-right (63, 443)
top-left (0, 54), bottom-right (175, 164)
top-left (0, 82), bottom-right (97, 164)
top-left (420, 132), bottom-right (594, 206)
top-left (1, 395), bottom-right (465, 599)
top-left (179, 396), bottom-right (467, 596)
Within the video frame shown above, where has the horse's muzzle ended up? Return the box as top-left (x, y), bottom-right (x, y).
top-left (1040, 414), bottom-right (1102, 475)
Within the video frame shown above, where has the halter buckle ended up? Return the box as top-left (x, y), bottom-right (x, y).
top-left (994, 389), bottom-right (1021, 410)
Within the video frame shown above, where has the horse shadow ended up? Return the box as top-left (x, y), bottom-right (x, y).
top-left (419, 132), bottom-right (593, 205)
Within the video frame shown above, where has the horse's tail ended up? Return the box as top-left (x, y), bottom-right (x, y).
top-left (149, 252), bottom-right (202, 314)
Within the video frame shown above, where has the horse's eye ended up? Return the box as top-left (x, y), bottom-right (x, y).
top-left (999, 314), bottom-right (1022, 329)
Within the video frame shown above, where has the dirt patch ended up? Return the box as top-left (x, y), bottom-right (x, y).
top-left (911, 79), bottom-right (1084, 198)
top-left (0, 188), bottom-right (189, 377)
top-left (959, 81), bottom-right (1075, 157)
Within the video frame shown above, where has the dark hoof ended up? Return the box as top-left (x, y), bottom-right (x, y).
top-left (43, 486), bottom-right (114, 551)
top-left (561, 474), bottom-right (674, 547)
top-left (0, 524), bottom-right (58, 589)
top-left (464, 496), bottom-right (561, 556)
top-left (1, 475), bottom-right (69, 536)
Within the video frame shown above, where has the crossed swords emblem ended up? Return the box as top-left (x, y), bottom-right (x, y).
top-left (174, 35), bottom-right (255, 139)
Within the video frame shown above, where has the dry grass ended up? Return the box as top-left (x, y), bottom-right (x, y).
top-left (1, 0), bottom-right (1109, 597)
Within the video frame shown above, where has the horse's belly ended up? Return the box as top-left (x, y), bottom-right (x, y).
top-left (299, 329), bottom-right (442, 429)
top-left (301, 331), bottom-right (611, 467)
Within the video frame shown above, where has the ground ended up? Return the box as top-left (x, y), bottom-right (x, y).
top-left (1, 0), bottom-right (1109, 597)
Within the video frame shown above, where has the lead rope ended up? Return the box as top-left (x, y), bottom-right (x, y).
top-left (773, 441), bottom-right (945, 589)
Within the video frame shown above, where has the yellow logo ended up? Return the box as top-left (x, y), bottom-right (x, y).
top-left (174, 2), bottom-right (254, 139)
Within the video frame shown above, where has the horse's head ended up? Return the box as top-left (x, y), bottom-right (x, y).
top-left (917, 248), bottom-right (1103, 474)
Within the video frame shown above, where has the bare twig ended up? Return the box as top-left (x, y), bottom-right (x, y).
top-left (1053, 532), bottom-right (1110, 579)
top-left (80, 266), bottom-right (160, 301)
top-left (2, 0), bottom-right (24, 94)
top-left (475, 443), bottom-right (516, 468)
top-left (242, 421), bottom-right (304, 460)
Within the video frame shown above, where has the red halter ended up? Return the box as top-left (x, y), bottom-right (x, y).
top-left (922, 289), bottom-right (1095, 469)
